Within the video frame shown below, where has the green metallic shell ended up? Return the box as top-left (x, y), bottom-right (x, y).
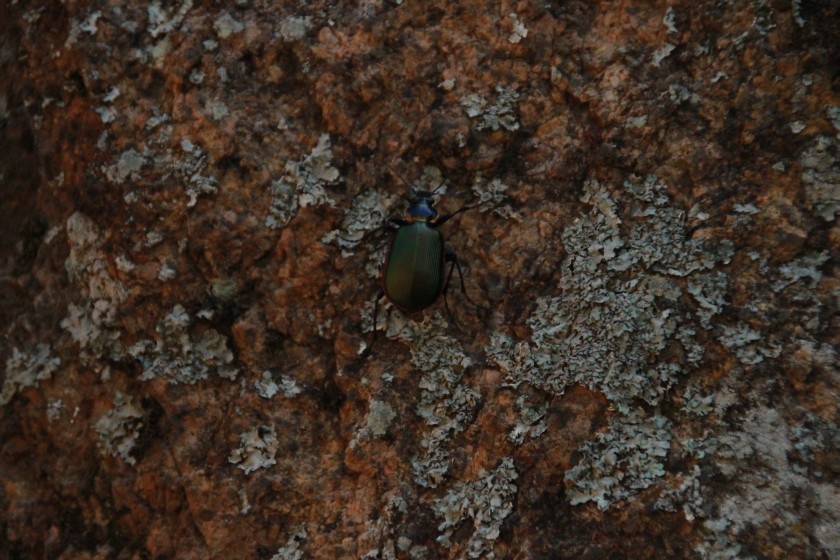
top-left (384, 222), bottom-right (445, 313)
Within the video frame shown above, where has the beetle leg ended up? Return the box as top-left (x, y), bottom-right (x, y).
top-left (361, 290), bottom-right (384, 358)
top-left (441, 258), bottom-right (463, 331)
top-left (444, 250), bottom-right (485, 312)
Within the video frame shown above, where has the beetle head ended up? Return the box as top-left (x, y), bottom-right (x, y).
top-left (406, 190), bottom-right (438, 222)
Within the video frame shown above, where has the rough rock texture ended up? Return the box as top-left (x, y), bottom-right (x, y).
top-left (2, 1), bottom-right (838, 559)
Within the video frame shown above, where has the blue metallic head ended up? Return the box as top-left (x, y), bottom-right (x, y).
top-left (405, 190), bottom-right (439, 222)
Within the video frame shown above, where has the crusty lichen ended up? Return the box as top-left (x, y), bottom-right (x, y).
top-left (492, 176), bottom-right (730, 405)
top-left (355, 399), bottom-right (397, 441)
top-left (1, 344), bottom-right (60, 406)
top-left (799, 135), bottom-right (839, 221)
top-left (95, 391), bottom-right (145, 465)
top-left (387, 312), bottom-right (478, 487)
top-left (60, 213), bottom-right (126, 373)
top-left (433, 457), bottom-right (518, 558)
top-left (228, 425), bottom-right (279, 474)
top-left (130, 304), bottom-right (239, 384)
top-left (487, 175), bottom-right (736, 510)
top-left (321, 188), bottom-right (393, 255)
top-left (266, 134), bottom-right (340, 229)
top-left (565, 409), bottom-right (671, 510)
top-left (460, 86), bottom-right (520, 132)
top-left (681, 407), bottom-right (840, 559)
top-left (270, 525), bottom-right (307, 560)
top-left (255, 370), bottom-right (301, 399)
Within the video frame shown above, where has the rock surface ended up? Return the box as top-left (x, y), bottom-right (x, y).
top-left (1, 1), bottom-right (838, 559)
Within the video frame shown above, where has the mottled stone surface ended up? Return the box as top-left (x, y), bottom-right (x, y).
top-left (2, 1), bottom-right (838, 559)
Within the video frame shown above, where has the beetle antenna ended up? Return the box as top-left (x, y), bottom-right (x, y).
top-left (386, 163), bottom-right (417, 193)
top-left (430, 179), bottom-right (447, 196)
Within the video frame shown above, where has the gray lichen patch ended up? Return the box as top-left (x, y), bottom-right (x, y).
top-left (103, 148), bottom-right (147, 184)
top-left (680, 407), bottom-right (840, 559)
top-left (102, 115), bottom-right (220, 211)
top-left (485, 175), bottom-right (739, 513)
top-left (389, 312), bottom-right (479, 487)
top-left (460, 86), bottom-right (520, 132)
top-left (95, 391), bottom-right (145, 465)
top-left (799, 135), bottom-right (840, 221)
top-left (470, 177), bottom-right (519, 220)
top-left (270, 525), bottom-right (307, 560)
top-left (355, 399), bottom-right (397, 441)
top-left (277, 16), bottom-right (313, 42)
top-left (490, 176), bottom-right (732, 405)
top-left (213, 12), bottom-right (245, 39)
top-left (433, 457), bottom-right (518, 558)
top-left (228, 425), bottom-right (279, 474)
top-left (718, 322), bottom-right (779, 366)
top-left (565, 410), bottom-right (671, 511)
top-left (772, 251), bottom-right (830, 293)
top-left (147, 0), bottom-right (193, 38)
top-left (321, 189), bottom-right (392, 254)
top-left (255, 371), bottom-right (302, 399)
top-left (1, 344), bottom-right (61, 406)
top-left (507, 395), bottom-right (548, 445)
top-left (174, 140), bottom-right (218, 207)
top-left (61, 213), bottom-right (126, 369)
top-left (688, 271), bottom-right (729, 328)
top-left (365, 307), bottom-right (480, 487)
top-left (266, 134), bottom-right (341, 229)
top-left (130, 304), bottom-right (239, 384)
top-left (498, 178), bottom-right (729, 404)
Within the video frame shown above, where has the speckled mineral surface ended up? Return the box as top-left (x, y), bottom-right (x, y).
top-left (2, 1), bottom-right (838, 558)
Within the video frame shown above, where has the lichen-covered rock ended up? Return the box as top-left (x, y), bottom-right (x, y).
top-left (2, 0), bottom-right (838, 558)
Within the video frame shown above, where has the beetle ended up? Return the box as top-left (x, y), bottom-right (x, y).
top-left (365, 185), bottom-right (483, 352)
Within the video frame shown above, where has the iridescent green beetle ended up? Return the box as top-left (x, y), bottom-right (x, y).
top-left (367, 187), bottom-right (481, 347)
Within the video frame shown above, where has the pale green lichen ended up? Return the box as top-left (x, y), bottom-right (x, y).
top-left (213, 12), bottom-right (244, 39)
top-left (266, 134), bottom-right (340, 229)
top-left (365, 308), bottom-right (478, 487)
top-left (460, 86), bottom-right (520, 132)
top-left (205, 99), bottom-right (230, 121)
top-left (487, 175), bottom-right (734, 511)
top-left (391, 312), bottom-right (478, 487)
top-left (277, 16), bottom-right (313, 41)
top-left (103, 148), bottom-right (147, 183)
top-left (565, 410), bottom-right (671, 510)
top-left (508, 13), bottom-right (527, 43)
top-left (130, 304), bottom-right (239, 384)
top-left (718, 322), bottom-right (780, 365)
top-left (433, 457), bottom-right (518, 558)
top-left (1, 344), bottom-right (60, 406)
top-left (490, 177), bottom-right (731, 404)
top-left (321, 189), bottom-right (393, 254)
top-left (799, 136), bottom-right (840, 221)
top-left (95, 391), bottom-right (145, 465)
top-left (64, 9), bottom-right (102, 46)
top-left (175, 140), bottom-right (218, 207)
top-left (356, 399), bottom-right (397, 441)
top-left (255, 370), bottom-right (300, 399)
top-left (654, 465), bottom-right (704, 522)
top-left (680, 407), bottom-right (840, 559)
top-left (228, 425), bottom-right (279, 474)
top-left (688, 271), bottom-right (729, 328)
top-left (270, 525), bottom-right (307, 560)
top-left (470, 176), bottom-right (519, 219)
top-left (507, 395), bottom-right (547, 445)
top-left (772, 250), bottom-right (829, 292)
top-left (147, 0), bottom-right (193, 38)
top-left (61, 213), bottom-right (126, 370)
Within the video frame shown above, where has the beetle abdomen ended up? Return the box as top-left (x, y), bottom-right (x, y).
top-left (384, 223), bottom-right (444, 313)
